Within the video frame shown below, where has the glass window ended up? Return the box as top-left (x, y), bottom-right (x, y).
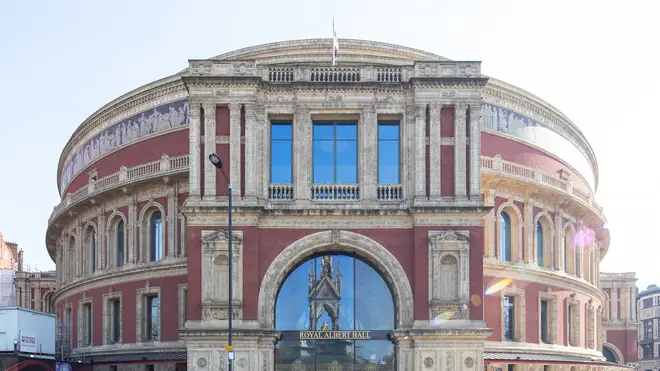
top-left (643, 320), bottom-right (652, 340)
top-left (563, 235), bottom-right (568, 271)
top-left (536, 222), bottom-right (544, 267)
top-left (313, 122), bottom-right (357, 184)
top-left (378, 121), bottom-right (400, 184)
top-left (567, 305), bottom-right (574, 345)
top-left (150, 212), bottom-right (163, 261)
top-left (116, 221), bottom-right (124, 267)
top-left (540, 299), bottom-right (548, 343)
top-left (271, 122), bottom-right (293, 184)
top-left (503, 295), bottom-right (515, 340)
top-left (91, 231), bottom-right (97, 273)
top-left (146, 296), bottom-right (159, 340)
top-left (602, 346), bottom-right (617, 363)
top-left (275, 254), bottom-right (395, 371)
top-left (83, 303), bottom-right (92, 346)
top-left (112, 299), bottom-right (121, 343)
top-left (499, 212), bottom-right (512, 262)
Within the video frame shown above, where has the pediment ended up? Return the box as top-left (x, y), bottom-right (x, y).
top-left (202, 229), bottom-right (243, 243)
top-left (309, 276), bottom-right (340, 300)
top-left (430, 230), bottom-right (469, 243)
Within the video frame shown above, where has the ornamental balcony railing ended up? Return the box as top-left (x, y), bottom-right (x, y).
top-left (188, 60), bottom-right (482, 82)
top-left (50, 155), bottom-right (190, 224)
top-left (481, 155), bottom-right (604, 218)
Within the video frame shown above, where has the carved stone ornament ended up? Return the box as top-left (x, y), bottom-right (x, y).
top-left (201, 229), bottom-right (244, 319)
top-left (423, 357), bottom-right (434, 369)
top-left (464, 357), bottom-right (475, 368)
top-left (428, 230), bottom-right (471, 320)
top-left (442, 91), bottom-right (456, 97)
top-left (238, 357), bottom-right (248, 368)
top-left (197, 358), bottom-right (208, 368)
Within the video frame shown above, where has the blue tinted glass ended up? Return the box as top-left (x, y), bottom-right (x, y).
top-left (499, 212), bottom-right (512, 261)
top-left (271, 123), bottom-right (292, 139)
top-left (275, 255), bottom-right (393, 331)
top-left (313, 124), bottom-right (334, 139)
top-left (336, 124), bottom-right (357, 139)
top-left (271, 138), bottom-right (292, 184)
top-left (336, 140), bottom-right (357, 184)
top-left (378, 141), bottom-right (399, 184)
top-left (313, 140), bottom-right (335, 184)
top-left (378, 123), bottom-right (399, 140)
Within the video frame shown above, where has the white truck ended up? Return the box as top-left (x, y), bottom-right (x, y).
top-left (0, 306), bottom-right (56, 356)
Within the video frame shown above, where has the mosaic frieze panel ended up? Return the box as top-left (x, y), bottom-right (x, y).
top-left (60, 99), bottom-right (189, 192)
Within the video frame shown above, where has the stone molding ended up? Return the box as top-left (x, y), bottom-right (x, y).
top-left (201, 230), bottom-right (244, 321)
top-left (428, 230), bottom-right (471, 320)
top-left (102, 290), bottom-right (123, 345)
top-left (256, 229), bottom-right (414, 329)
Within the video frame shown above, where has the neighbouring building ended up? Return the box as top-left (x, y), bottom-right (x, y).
top-left (44, 39), bottom-right (621, 371)
top-left (600, 272), bottom-right (639, 365)
top-left (0, 232), bottom-right (19, 270)
top-left (637, 284), bottom-right (660, 370)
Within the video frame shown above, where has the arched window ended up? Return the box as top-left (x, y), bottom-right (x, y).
top-left (602, 346), bottom-right (617, 363)
top-left (90, 229), bottom-right (97, 273)
top-left (536, 222), bottom-right (544, 267)
top-left (68, 236), bottom-right (76, 281)
top-left (150, 212), bottom-right (163, 261)
top-left (563, 235), bottom-right (568, 271)
top-left (274, 254), bottom-right (395, 371)
top-left (499, 211), bottom-right (512, 262)
top-left (116, 221), bottom-right (125, 267)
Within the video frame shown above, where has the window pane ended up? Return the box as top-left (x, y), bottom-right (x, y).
top-left (336, 124), bottom-right (357, 139)
top-left (536, 223), bottom-right (543, 267)
top-left (378, 123), bottom-right (399, 140)
top-left (500, 212), bottom-right (512, 262)
top-left (313, 124), bottom-right (334, 139)
top-left (271, 140), bottom-right (292, 184)
top-left (336, 140), bottom-right (357, 184)
top-left (355, 259), bottom-right (394, 330)
top-left (378, 141), bottom-right (400, 184)
top-left (313, 140), bottom-right (335, 184)
top-left (271, 123), bottom-right (292, 140)
top-left (151, 213), bottom-right (163, 261)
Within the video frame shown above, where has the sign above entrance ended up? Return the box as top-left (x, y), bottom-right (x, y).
top-left (299, 331), bottom-right (371, 340)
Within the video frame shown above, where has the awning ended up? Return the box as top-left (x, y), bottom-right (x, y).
top-left (484, 352), bottom-right (629, 367)
top-left (90, 351), bottom-right (187, 364)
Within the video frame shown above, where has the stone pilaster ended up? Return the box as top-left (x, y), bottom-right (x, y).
top-left (243, 103), bottom-right (258, 203)
top-left (612, 284), bottom-right (619, 320)
top-left (523, 200), bottom-right (533, 264)
top-left (97, 205), bottom-right (105, 271)
top-left (403, 105), bottom-right (416, 200)
top-left (189, 103), bottom-right (202, 197)
top-left (179, 213), bottom-right (187, 257)
top-left (485, 189), bottom-right (496, 258)
top-left (294, 106), bottom-right (311, 203)
top-left (201, 230), bottom-right (243, 321)
top-left (167, 185), bottom-right (178, 258)
top-left (414, 104), bottom-right (427, 200)
top-left (203, 103), bottom-right (217, 200)
top-left (468, 102), bottom-right (482, 199)
top-left (127, 193), bottom-right (137, 264)
top-left (555, 209), bottom-right (564, 271)
top-left (254, 104), bottom-right (267, 200)
top-left (428, 103), bottom-right (442, 199)
top-left (360, 104), bottom-right (377, 200)
top-left (229, 102), bottom-right (242, 198)
top-left (76, 220), bottom-right (83, 277)
top-left (454, 103), bottom-right (468, 198)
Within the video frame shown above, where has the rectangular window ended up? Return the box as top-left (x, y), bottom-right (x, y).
top-left (567, 305), bottom-right (573, 345)
top-left (643, 320), bottom-right (652, 340)
top-left (65, 307), bottom-right (73, 348)
top-left (540, 299), bottom-right (548, 343)
top-left (313, 122), bottom-right (357, 184)
top-left (643, 298), bottom-right (653, 308)
top-left (145, 295), bottom-right (159, 341)
top-left (270, 122), bottom-right (293, 184)
top-left (503, 295), bottom-right (515, 340)
top-left (377, 121), bottom-right (400, 184)
top-left (111, 299), bottom-right (121, 343)
top-left (83, 303), bottom-right (92, 346)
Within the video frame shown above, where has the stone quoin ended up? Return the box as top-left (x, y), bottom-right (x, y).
top-left (44, 39), bottom-right (624, 371)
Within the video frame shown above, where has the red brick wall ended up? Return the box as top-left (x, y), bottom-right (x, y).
top-left (62, 129), bottom-right (189, 197)
top-left (481, 132), bottom-right (591, 193)
top-left (606, 328), bottom-right (638, 362)
top-left (440, 146), bottom-right (454, 196)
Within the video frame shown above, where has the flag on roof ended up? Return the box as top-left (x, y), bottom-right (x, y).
top-left (332, 19), bottom-right (339, 66)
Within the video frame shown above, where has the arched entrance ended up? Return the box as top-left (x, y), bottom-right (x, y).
top-left (274, 253), bottom-right (396, 371)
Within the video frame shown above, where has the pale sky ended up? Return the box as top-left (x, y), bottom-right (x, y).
top-left (0, 1), bottom-right (657, 289)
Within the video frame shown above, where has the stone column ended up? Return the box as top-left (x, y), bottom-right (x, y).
top-left (403, 105), bottom-right (416, 200)
top-left (128, 193), bottom-right (137, 264)
top-left (254, 104), bottom-right (267, 200)
top-left (360, 104), bottom-right (377, 200)
top-left (428, 103), bottom-right (441, 199)
top-left (167, 185), bottom-right (178, 258)
top-left (203, 103), bottom-right (217, 200)
top-left (76, 221), bottom-right (83, 277)
top-left (294, 106), bottom-right (311, 203)
top-left (523, 200), bottom-right (533, 264)
top-left (414, 105), bottom-right (427, 200)
top-left (555, 209), bottom-right (564, 271)
top-left (97, 206), bottom-right (105, 270)
top-left (454, 103), bottom-right (468, 198)
top-left (468, 102), bottom-right (482, 199)
top-left (243, 103), bottom-right (258, 203)
top-left (229, 103), bottom-right (242, 198)
top-left (189, 103), bottom-right (202, 197)
top-left (485, 189), bottom-right (496, 258)
top-left (612, 284), bottom-right (619, 320)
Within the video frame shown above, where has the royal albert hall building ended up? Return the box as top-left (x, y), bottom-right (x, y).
top-left (45, 39), bottom-right (622, 371)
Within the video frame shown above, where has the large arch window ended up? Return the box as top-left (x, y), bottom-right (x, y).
top-left (90, 229), bottom-right (97, 273)
top-left (275, 254), bottom-right (395, 371)
top-left (499, 212), bottom-right (512, 262)
top-left (116, 221), bottom-right (125, 267)
top-left (536, 222), bottom-right (544, 267)
top-left (150, 212), bottom-right (163, 261)
top-left (602, 346), bottom-right (617, 363)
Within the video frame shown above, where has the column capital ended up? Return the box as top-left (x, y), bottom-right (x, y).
top-left (189, 103), bottom-right (201, 117)
top-left (429, 102), bottom-right (441, 116)
top-left (229, 102), bottom-right (241, 116)
top-left (455, 102), bottom-right (468, 118)
top-left (202, 103), bottom-right (216, 115)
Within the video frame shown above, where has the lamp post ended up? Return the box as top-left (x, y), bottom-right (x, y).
top-left (208, 153), bottom-right (234, 371)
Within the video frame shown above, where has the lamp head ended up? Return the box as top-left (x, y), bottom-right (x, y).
top-left (209, 153), bottom-right (223, 169)
top-left (13, 339), bottom-right (17, 345)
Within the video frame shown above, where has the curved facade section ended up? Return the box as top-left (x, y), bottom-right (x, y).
top-left (44, 39), bottom-right (620, 371)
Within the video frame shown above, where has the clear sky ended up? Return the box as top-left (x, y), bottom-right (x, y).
top-left (0, 1), bottom-right (657, 289)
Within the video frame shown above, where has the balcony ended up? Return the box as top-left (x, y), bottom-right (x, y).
top-left (49, 155), bottom-right (189, 225)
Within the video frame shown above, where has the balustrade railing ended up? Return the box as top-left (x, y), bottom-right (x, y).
top-left (268, 184), bottom-right (294, 200)
top-left (51, 155), bottom-right (190, 223)
top-left (311, 184), bottom-right (360, 200)
top-left (377, 185), bottom-right (403, 200)
top-left (310, 68), bottom-right (361, 82)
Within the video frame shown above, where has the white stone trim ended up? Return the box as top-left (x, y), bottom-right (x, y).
top-left (602, 342), bottom-right (624, 364)
top-left (454, 103), bottom-right (468, 197)
top-left (105, 210), bottom-right (128, 268)
top-left (200, 230), bottom-right (244, 321)
top-left (533, 211), bottom-right (555, 270)
top-left (102, 290), bottom-right (123, 345)
top-left (257, 229), bottom-right (414, 329)
top-left (428, 103), bottom-right (441, 198)
top-left (82, 222), bottom-right (98, 276)
top-left (495, 201), bottom-right (523, 262)
top-left (203, 103), bottom-right (217, 199)
top-left (428, 230), bottom-right (470, 319)
top-left (229, 102), bottom-right (242, 198)
top-left (77, 294), bottom-right (93, 348)
top-left (136, 284), bottom-right (161, 342)
top-left (138, 201), bottom-right (167, 262)
top-left (566, 296), bottom-right (581, 347)
top-left (469, 102), bottom-right (482, 198)
top-left (501, 284), bottom-right (526, 342)
top-left (189, 103), bottom-right (202, 196)
top-left (178, 284), bottom-right (188, 332)
top-left (538, 291), bottom-right (558, 344)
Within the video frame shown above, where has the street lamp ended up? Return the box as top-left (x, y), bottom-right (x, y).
top-left (208, 153), bottom-right (234, 371)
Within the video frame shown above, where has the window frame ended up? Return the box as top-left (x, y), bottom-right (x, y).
top-left (311, 120), bottom-right (359, 185)
top-left (566, 298), bottom-right (581, 347)
top-left (376, 120), bottom-right (401, 185)
top-left (136, 286), bottom-right (161, 343)
top-left (269, 120), bottom-right (294, 185)
top-left (149, 211), bottom-right (164, 262)
top-left (538, 292), bottom-right (558, 344)
top-left (501, 285), bottom-right (526, 342)
top-left (115, 219), bottom-right (125, 268)
top-left (103, 291), bottom-right (123, 345)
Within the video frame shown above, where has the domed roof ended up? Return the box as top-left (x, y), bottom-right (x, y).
top-left (206, 38), bottom-right (452, 66)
